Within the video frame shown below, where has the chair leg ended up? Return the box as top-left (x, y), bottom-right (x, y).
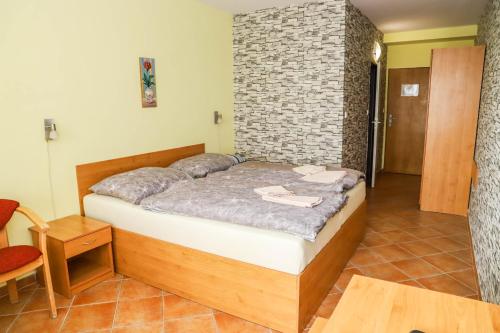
top-left (7, 279), bottom-right (19, 303)
top-left (41, 261), bottom-right (57, 319)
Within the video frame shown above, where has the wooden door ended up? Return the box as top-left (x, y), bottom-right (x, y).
top-left (420, 46), bottom-right (485, 216)
top-left (385, 68), bottom-right (429, 175)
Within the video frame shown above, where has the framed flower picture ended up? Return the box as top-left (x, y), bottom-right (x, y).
top-left (139, 57), bottom-right (157, 107)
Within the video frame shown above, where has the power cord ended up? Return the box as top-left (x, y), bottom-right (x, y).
top-left (45, 142), bottom-right (57, 219)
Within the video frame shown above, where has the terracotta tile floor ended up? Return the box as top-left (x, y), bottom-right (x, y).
top-left (0, 173), bottom-right (479, 332)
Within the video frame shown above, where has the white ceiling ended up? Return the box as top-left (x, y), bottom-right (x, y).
top-left (200, 0), bottom-right (488, 33)
top-left (349, 0), bottom-right (488, 32)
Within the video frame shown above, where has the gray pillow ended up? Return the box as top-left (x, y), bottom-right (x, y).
top-left (90, 167), bottom-right (191, 204)
top-left (169, 153), bottom-right (236, 178)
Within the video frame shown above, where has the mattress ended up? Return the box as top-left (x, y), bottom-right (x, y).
top-left (83, 181), bottom-right (365, 275)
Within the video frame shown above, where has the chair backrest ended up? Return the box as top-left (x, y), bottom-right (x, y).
top-left (0, 199), bottom-right (19, 229)
top-left (0, 199), bottom-right (19, 249)
top-left (0, 225), bottom-right (8, 249)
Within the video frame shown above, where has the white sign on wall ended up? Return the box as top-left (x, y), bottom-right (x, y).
top-left (401, 84), bottom-right (420, 97)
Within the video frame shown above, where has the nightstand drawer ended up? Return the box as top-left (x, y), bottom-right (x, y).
top-left (64, 227), bottom-right (111, 258)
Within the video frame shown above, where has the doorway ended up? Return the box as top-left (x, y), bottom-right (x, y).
top-left (366, 63), bottom-right (379, 187)
top-left (384, 68), bottom-right (429, 175)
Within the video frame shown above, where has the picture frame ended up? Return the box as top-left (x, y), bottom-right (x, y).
top-left (139, 57), bottom-right (157, 107)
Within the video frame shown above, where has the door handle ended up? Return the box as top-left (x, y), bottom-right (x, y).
top-left (387, 113), bottom-right (396, 127)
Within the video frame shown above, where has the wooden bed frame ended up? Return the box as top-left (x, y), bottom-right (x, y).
top-left (75, 144), bottom-right (367, 333)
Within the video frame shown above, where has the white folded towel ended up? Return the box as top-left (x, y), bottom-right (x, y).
top-left (254, 186), bottom-right (294, 197)
top-left (292, 165), bottom-right (326, 176)
top-left (262, 195), bottom-right (323, 208)
top-left (254, 185), bottom-right (322, 208)
top-left (301, 170), bottom-right (347, 184)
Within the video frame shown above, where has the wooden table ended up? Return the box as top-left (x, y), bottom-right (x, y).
top-left (311, 275), bottom-right (500, 333)
top-left (30, 215), bottom-right (114, 298)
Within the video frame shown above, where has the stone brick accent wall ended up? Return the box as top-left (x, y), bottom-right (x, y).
top-left (469, 0), bottom-right (500, 304)
top-left (342, 2), bottom-right (386, 172)
top-left (233, 1), bottom-right (385, 169)
top-left (233, 1), bottom-right (346, 165)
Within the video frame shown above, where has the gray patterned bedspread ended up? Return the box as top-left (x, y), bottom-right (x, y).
top-left (141, 163), bottom-right (363, 241)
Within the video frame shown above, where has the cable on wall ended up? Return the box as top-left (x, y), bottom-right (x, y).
top-left (45, 142), bottom-right (57, 219)
top-left (214, 111), bottom-right (223, 153)
top-left (44, 118), bottom-right (58, 219)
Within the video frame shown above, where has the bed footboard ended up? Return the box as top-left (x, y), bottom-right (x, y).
top-left (298, 200), bottom-right (367, 329)
top-left (113, 228), bottom-right (300, 332)
top-left (112, 201), bottom-right (367, 333)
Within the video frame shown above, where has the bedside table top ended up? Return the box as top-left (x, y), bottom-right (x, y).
top-left (29, 215), bottom-right (110, 242)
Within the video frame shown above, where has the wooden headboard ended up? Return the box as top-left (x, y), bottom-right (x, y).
top-left (75, 143), bottom-right (205, 215)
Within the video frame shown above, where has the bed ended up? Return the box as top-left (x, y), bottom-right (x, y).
top-left (75, 144), bottom-right (367, 333)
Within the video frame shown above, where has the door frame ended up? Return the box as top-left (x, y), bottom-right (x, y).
top-left (367, 62), bottom-right (382, 188)
top-left (372, 62), bottom-right (382, 187)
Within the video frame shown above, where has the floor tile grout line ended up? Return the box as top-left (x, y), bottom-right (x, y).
top-left (353, 251), bottom-right (473, 274)
top-left (419, 257), bottom-right (473, 276)
top-left (442, 272), bottom-right (478, 293)
top-left (16, 284), bottom-right (37, 314)
top-left (361, 238), bottom-right (457, 250)
top-left (112, 320), bottom-right (164, 331)
top-left (110, 277), bottom-right (124, 331)
top-left (354, 258), bottom-right (474, 282)
top-left (359, 261), bottom-right (412, 283)
top-left (5, 284), bottom-right (38, 333)
top-left (349, 244), bottom-right (476, 287)
top-left (71, 328), bottom-right (110, 333)
top-left (64, 299), bottom-right (118, 308)
top-left (360, 263), bottom-right (449, 280)
top-left (398, 278), bottom-right (424, 286)
top-left (210, 303), bottom-right (219, 333)
top-left (383, 261), bottom-right (416, 281)
top-left (16, 305), bottom-right (70, 316)
top-left (366, 216), bottom-right (469, 226)
top-left (163, 313), bottom-right (215, 323)
top-left (5, 313), bottom-right (20, 333)
top-left (0, 281), bottom-right (37, 300)
top-left (213, 313), bottom-right (221, 333)
top-left (368, 230), bottom-right (470, 245)
top-left (359, 242), bottom-right (472, 265)
top-left (164, 311), bottom-right (218, 323)
top-left (363, 228), bottom-right (469, 246)
top-left (57, 292), bottom-right (75, 333)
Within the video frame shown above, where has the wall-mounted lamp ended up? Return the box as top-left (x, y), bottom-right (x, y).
top-left (44, 119), bottom-right (58, 141)
top-left (214, 111), bottom-right (222, 124)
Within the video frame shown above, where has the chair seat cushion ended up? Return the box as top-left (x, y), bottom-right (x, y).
top-left (0, 246), bottom-right (42, 274)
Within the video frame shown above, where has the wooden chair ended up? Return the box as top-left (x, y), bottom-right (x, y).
top-left (0, 202), bottom-right (57, 318)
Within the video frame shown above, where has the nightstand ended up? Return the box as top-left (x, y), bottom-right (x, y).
top-left (29, 215), bottom-right (114, 298)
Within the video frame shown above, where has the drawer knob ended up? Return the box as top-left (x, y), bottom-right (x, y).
top-left (82, 239), bottom-right (97, 246)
